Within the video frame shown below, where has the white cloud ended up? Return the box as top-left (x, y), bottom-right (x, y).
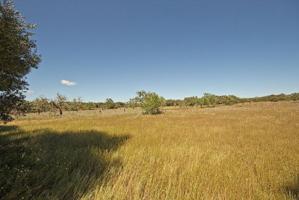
top-left (61, 79), bottom-right (76, 86)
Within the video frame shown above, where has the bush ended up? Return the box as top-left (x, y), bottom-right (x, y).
top-left (105, 98), bottom-right (116, 109)
top-left (135, 91), bottom-right (164, 114)
top-left (183, 96), bottom-right (199, 106)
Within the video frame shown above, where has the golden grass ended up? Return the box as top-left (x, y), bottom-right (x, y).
top-left (1, 101), bottom-right (298, 199)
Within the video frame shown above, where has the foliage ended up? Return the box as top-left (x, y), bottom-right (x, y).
top-left (31, 97), bottom-right (51, 113)
top-left (20, 92), bottom-right (299, 115)
top-left (135, 91), bottom-right (165, 114)
top-left (182, 93), bottom-right (241, 107)
top-left (51, 93), bottom-right (67, 115)
top-left (0, 0), bottom-right (41, 122)
top-left (69, 97), bottom-right (82, 111)
top-left (202, 93), bottom-right (217, 107)
top-left (184, 96), bottom-right (200, 107)
top-left (164, 99), bottom-right (182, 107)
top-left (105, 98), bottom-right (115, 109)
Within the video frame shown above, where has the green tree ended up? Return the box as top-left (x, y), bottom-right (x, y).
top-left (32, 97), bottom-right (50, 114)
top-left (70, 97), bottom-right (82, 111)
top-left (165, 99), bottom-right (181, 107)
top-left (184, 96), bottom-right (199, 106)
top-left (0, 0), bottom-right (41, 122)
top-left (202, 93), bottom-right (216, 107)
top-left (105, 98), bottom-right (115, 109)
top-left (290, 93), bottom-right (299, 101)
top-left (136, 91), bottom-right (164, 114)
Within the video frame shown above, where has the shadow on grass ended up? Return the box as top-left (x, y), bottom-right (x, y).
top-left (0, 125), bottom-right (19, 133)
top-left (284, 175), bottom-right (299, 200)
top-left (0, 126), bottom-right (130, 200)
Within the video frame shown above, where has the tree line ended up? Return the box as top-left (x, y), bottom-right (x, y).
top-left (21, 92), bottom-right (299, 116)
top-left (168, 93), bottom-right (299, 107)
top-left (22, 91), bottom-right (165, 115)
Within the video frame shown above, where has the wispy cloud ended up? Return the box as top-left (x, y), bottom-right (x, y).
top-left (61, 79), bottom-right (76, 86)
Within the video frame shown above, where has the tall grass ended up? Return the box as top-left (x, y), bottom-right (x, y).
top-left (1, 101), bottom-right (298, 199)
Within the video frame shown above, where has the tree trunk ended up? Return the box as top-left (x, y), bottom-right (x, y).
top-left (51, 102), bottom-right (63, 116)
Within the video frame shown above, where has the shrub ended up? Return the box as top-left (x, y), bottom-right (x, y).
top-left (136, 91), bottom-right (164, 114)
top-left (105, 98), bottom-right (116, 109)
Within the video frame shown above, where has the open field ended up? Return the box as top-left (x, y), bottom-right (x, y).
top-left (1, 101), bottom-right (299, 200)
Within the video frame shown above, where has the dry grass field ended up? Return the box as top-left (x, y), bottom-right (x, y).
top-left (1, 101), bottom-right (299, 199)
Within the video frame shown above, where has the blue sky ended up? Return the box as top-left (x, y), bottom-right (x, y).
top-left (15, 0), bottom-right (299, 102)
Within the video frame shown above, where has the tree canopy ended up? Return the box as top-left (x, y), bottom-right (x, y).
top-left (134, 91), bottom-right (165, 114)
top-left (0, 0), bottom-right (41, 122)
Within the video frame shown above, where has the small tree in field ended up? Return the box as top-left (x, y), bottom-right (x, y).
top-left (0, 0), bottom-right (41, 122)
top-left (136, 91), bottom-right (164, 114)
top-left (105, 98), bottom-right (115, 109)
top-left (51, 93), bottom-right (67, 115)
